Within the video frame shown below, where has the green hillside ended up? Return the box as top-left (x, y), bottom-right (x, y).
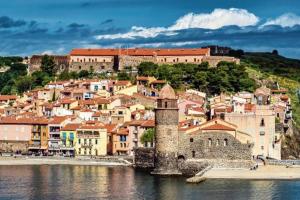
top-left (242, 52), bottom-right (300, 128)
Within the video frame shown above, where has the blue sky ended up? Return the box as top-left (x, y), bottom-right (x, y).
top-left (1, 0), bottom-right (300, 58)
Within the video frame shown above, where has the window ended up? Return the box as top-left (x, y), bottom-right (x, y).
top-left (95, 139), bottom-right (98, 145)
top-left (260, 118), bottom-right (265, 126)
top-left (224, 139), bottom-right (228, 146)
top-left (260, 131), bottom-right (265, 136)
top-left (216, 139), bottom-right (220, 146)
top-left (208, 138), bottom-right (212, 147)
top-left (89, 139), bottom-right (92, 144)
top-left (220, 113), bottom-right (225, 120)
top-left (277, 113), bottom-right (280, 117)
top-left (192, 151), bottom-right (195, 158)
top-left (261, 146), bottom-right (264, 150)
top-left (164, 102), bottom-right (168, 108)
top-left (190, 138), bottom-right (193, 143)
top-left (78, 148), bottom-right (81, 154)
top-left (78, 139), bottom-right (81, 144)
top-left (79, 66), bottom-right (82, 70)
top-left (120, 143), bottom-right (123, 148)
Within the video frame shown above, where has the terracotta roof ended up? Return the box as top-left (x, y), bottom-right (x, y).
top-left (128, 120), bottom-right (145, 126)
top-left (137, 76), bottom-right (150, 81)
top-left (280, 95), bottom-right (289, 101)
top-left (78, 124), bottom-right (105, 130)
top-left (113, 128), bottom-right (129, 135)
top-left (151, 80), bottom-right (166, 84)
top-left (49, 116), bottom-right (69, 124)
top-left (70, 48), bottom-right (210, 56)
top-left (0, 95), bottom-right (17, 101)
top-left (61, 123), bottom-right (81, 131)
top-left (60, 98), bottom-right (77, 104)
top-left (159, 84), bottom-right (176, 99)
top-left (104, 124), bottom-right (117, 133)
top-left (202, 123), bottom-right (236, 131)
top-left (245, 104), bottom-right (255, 112)
top-left (141, 120), bottom-right (155, 127)
top-left (94, 97), bottom-right (110, 104)
top-left (0, 117), bottom-right (48, 125)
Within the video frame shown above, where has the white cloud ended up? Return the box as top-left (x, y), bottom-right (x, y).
top-left (169, 8), bottom-right (259, 30)
top-left (95, 8), bottom-right (259, 40)
top-left (41, 47), bottom-right (65, 55)
top-left (263, 13), bottom-right (300, 27)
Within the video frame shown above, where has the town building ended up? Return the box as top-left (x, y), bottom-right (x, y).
top-left (75, 123), bottom-right (107, 156)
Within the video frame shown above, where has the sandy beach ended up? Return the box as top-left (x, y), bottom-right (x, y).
top-left (0, 157), bottom-right (132, 166)
top-left (204, 165), bottom-right (300, 180)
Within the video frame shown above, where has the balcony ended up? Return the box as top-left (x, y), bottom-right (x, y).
top-left (31, 135), bottom-right (41, 140)
top-left (28, 144), bottom-right (41, 150)
top-left (32, 128), bottom-right (41, 133)
top-left (49, 136), bottom-right (61, 141)
top-left (80, 143), bottom-right (93, 148)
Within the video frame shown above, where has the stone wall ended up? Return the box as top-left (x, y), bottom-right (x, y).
top-left (69, 62), bottom-right (114, 73)
top-left (179, 131), bottom-right (252, 160)
top-left (134, 147), bottom-right (154, 168)
top-left (119, 55), bottom-right (156, 71)
top-left (0, 141), bottom-right (29, 153)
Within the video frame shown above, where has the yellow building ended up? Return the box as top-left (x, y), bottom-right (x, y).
top-left (115, 85), bottom-right (138, 96)
top-left (60, 123), bottom-right (80, 156)
top-left (75, 123), bottom-right (107, 156)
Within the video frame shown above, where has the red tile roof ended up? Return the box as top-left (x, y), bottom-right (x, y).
top-left (0, 95), bottom-right (17, 101)
top-left (202, 123), bottom-right (236, 131)
top-left (141, 120), bottom-right (155, 127)
top-left (49, 116), bottom-right (69, 124)
top-left (0, 117), bottom-right (48, 125)
top-left (61, 123), bottom-right (81, 131)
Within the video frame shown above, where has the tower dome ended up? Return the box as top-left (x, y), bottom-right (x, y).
top-left (159, 84), bottom-right (176, 99)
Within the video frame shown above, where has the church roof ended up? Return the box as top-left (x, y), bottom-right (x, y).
top-left (159, 84), bottom-right (176, 99)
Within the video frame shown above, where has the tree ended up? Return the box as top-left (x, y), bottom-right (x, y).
top-left (78, 70), bottom-right (89, 78)
top-left (193, 71), bottom-right (208, 91)
top-left (15, 76), bottom-right (33, 94)
top-left (140, 128), bottom-right (155, 145)
top-left (41, 55), bottom-right (58, 76)
top-left (272, 49), bottom-right (279, 55)
top-left (117, 71), bottom-right (131, 80)
top-left (137, 62), bottom-right (158, 76)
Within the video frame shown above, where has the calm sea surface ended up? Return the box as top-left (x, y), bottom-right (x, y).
top-left (0, 165), bottom-right (300, 200)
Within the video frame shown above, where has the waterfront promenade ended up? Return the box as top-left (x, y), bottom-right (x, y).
top-left (204, 165), bottom-right (300, 180)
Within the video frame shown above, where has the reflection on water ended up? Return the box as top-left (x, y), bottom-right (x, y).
top-left (0, 165), bottom-right (300, 200)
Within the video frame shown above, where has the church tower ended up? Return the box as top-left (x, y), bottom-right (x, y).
top-left (152, 84), bottom-right (181, 175)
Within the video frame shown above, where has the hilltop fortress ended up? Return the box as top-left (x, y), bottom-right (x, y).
top-left (28, 48), bottom-right (239, 73)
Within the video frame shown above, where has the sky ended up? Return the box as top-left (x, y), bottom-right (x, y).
top-left (0, 0), bottom-right (300, 58)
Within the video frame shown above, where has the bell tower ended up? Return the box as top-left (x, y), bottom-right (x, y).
top-left (152, 84), bottom-right (181, 175)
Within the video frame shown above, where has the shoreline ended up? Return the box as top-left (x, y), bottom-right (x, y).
top-left (203, 165), bottom-right (300, 180)
top-left (0, 157), bottom-right (133, 166)
top-left (1, 158), bottom-right (300, 181)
